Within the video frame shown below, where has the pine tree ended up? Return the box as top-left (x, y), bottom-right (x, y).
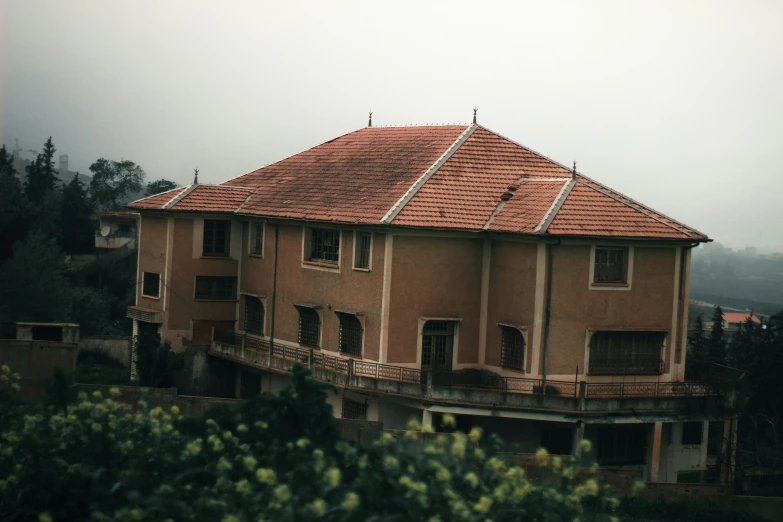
top-left (24, 137), bottom-right (59, 205)
top-left (686, 313), bottom-right (710, 379)
top-left (709, 305), bottom-right (726, 363)
top-left (0, 145), bottom-right (28, 260)
top-left (60, 175), bottom-right (96, 254)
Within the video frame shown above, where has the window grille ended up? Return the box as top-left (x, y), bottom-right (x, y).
top-left (244, 295), bottom-right (264, 335)
top-left (203, 220), bottom-right (230, 256)
top-left (500, 326), bottom-right (525, 370)
top-left (309, 228), bottom-right (340, 263)
top-left (298, 307), bottom-right (320, 347)
top-left (341, 397), bottom-right (367, 420)
top-left (338, 313), bottom-right (363, 356)
top-left (251, 223), bottom-right (264, 255)
top-left (355, 232), bottom-right (371, 269)
top-left (195, 276), bottom-right (237, 300)
top-left (597, 425), bottom-right (647, 465)
top-left (594, 247), bottom-right (628, 283)
top-left (422, 321), bottom-right (454, 370)
top-left (588, 330), bottom-right (665, 375)
top-left (142, 272), bottom-right (160, 298)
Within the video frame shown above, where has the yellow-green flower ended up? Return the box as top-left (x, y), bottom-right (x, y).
top-left (255, 468), bottom-right (276, 485)
top-left (91, 423), bottom-right (101, 432)
top-left (242, 455), bottom-right (257, 471)
top-left (441, 414), bottom-right (456, 428)
top-left (1, 364), bottom-right (9, 373)
top-left (437, 468), bottom-right (451, 482)
top-left (468, 426), bottom-right (483, 443)
top-left (273, 484), bottom-right (291, 502)
top-left (474, 447), bottom-right (486, 460)
top-left (384, 456), bottom-right (399, 469)
top-left (451, 440), bottom-right (466, 458)
top-left (296, 438), bottom-right (310, 448)
top-left (109, 387), bottom-right (120, 397)
top-left (309, 499), bottom-right (328, 517)
top-left (341, 492), bottom-right (360, 510)
top-left (406, 418), bottom-right (422, 431)
top-left (325, 467), bottom-right (341, 487)
top-left (185, 438), bottom-right (202, 456)
top-left (535, 447), bottom-right (549, 466)
top-left (222, 430), bottom-right (233, 440)
top-left (474, 495), bottom-right (493, 513)
top-left (551, 456), bottom-right (563, 469)
top-left (222, 515), bottom-right (239, 522)
top-left (632, 480), bottom-right (645, 496)
top-left (217, 456), bottom-right (232, 471)
top-left (579, 439), bottom-right (592, 453)
top-left (38, 513), bottom-right (53, 522)
top-left (486, 457), bottom-right (505, 472)
top-left (237, 423), bottom-right (248, 433)
top-left (170, 405), bottom-right (180, 415)
top-left (235, 479), bottom-right (251, 494)
top-left (464, 472), bottom-right (479, 488)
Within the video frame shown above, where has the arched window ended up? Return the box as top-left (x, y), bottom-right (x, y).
top-left (500, 326), bottom-right (525, 370)
top-left (338, 313), bottom-right (363, 356)
top-left (297, 306), bottom-right (320, 347)
top-left (244, 295), bottom-right (264, 335)
top-left (421, 321), bottom-right (455, 372)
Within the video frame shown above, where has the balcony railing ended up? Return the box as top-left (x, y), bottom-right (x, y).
top-left (588, 358), bottom-right (665, 376)
top-left (211, 329), bottom-right (721, 401)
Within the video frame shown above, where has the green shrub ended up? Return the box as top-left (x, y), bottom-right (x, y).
top-left (1, 364), bottom-right (622, 521)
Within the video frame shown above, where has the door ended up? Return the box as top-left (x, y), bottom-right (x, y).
top-left (421, 321), bottom-right (455, 374)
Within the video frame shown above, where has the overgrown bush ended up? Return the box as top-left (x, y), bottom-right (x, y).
top-left (0, 364), bottom-right (625, 521)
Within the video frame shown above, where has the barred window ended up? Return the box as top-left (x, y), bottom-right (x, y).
top-left (244, 295), bottom-right (264, 335)
top-left (142, 272), bottom-right (160, 298)
top-left (251, 223), bottom-right (264, 256)
top-left (597, 425), bottom-right (648, 465)
top-left (341, 397), bottom-right (367, 420)
top-left (594, 247), bottom-right (628, 284)
top-left (422, 320), bottom-right (454, 371)
top-left (588, 330), bottom-right (665, 375)
top-left (195, 276), bottom-right (237, 300)
top-left (338, 313), bottom-right (363, 356)
top-left (354, 232), bottom-right (371, 269)
top-left (203, 220), bottom-right (231, 256)
top-left (500, 326), bottom-right (525, 370)
top-left (298, 307), bottom-right (320, 347)
top-left (309, 228), bottom-right (340, 263)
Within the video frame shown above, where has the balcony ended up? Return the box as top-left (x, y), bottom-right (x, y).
top-left (95, 229), bottom-right (136, 250)
top-left (210, 329), bottom-right (731, 416)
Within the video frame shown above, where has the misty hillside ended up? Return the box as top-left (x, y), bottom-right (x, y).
top-left (690, 243), bottom-right (783, 316)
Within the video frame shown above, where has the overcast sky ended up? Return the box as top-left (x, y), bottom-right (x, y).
top-left (2, 1), bottom-right (782, 252)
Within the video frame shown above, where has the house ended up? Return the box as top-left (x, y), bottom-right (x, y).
top-left (95, 211), bottom-right (139, 251)
top-left (704, 311), bottom-right (761, 342)
top-left (127, 122), bottom-right (735, 484)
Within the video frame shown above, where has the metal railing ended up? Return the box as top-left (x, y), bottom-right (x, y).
top-left (588, 358), bottom-right (665, 376)
top-left (212, 330), bottom-right (721, 400)
top-left (585, 381), bottom-right (720, 398)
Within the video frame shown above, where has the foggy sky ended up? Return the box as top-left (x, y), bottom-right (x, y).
top-left (2, 1), bottom-right (782, 252)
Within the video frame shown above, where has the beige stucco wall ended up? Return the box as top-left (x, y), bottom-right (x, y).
top-left (136, 215), bottom-right (168, 311)
top-left (546, 245), bottom-right (678, 377)
top-left (387, 234), bottom-right (484, 365)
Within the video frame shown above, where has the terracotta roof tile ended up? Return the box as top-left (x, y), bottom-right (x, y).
top-left (723, 312), bottom-right (760, 324)
top-left (171, 185), bottom-right (254, 213)
top-left (129, 187), bottom-right (188, 209)
top-left (488, 180), bottom-right (569, 233)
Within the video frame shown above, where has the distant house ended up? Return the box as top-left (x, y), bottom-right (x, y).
top-left (704, 312), bottom-right (761, 341)
top-left (126, 122), bottom-right (735, 484)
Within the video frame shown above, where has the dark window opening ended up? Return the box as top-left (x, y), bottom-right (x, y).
top-left (251, 223), bottom-right (263, 256)
top-left (203, 220), bottom-right (230, 257)
top-left (239, 368), bottom-right (262, 399)
top-left (594, 247), bottom-right (628, 284)
top-left (298, 307), bottom-right (320, 347)
top-left (422, 320), bottom-right (455, 372)
top-left (597, 425), bottom-right (648, 465)
top-left (354, 232), bottom-right (371, 269)
top-left (682, 422), bottom-right (703, 445)
top-left (309, 228), bottom-right (340, 263)
top-left (500, 326), bottom-right (525, 370)
top-left (338, 313), bottom-right (363, 356)
top-left (541, 427), bottom-right (574, 455)
top-left (32, 326), bottom-right (63, 342)
top-left (195, 276), bottom-right (237, 300)
top-left (341, 397), bottom-right (367, 420)
top-left (142, 272), bottom-right (160, 298)
top-left (589, 330), bottom-right (665, 375)
top-left (244, 295), bottom-right (264, 335)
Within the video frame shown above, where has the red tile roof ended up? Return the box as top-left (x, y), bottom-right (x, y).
top-left (723, 312), bottom-right (761, 324)
top-left (127, 124), bottom-right (708, 241)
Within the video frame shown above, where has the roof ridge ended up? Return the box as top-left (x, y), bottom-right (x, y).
top-left (381, 124), bottom-right (477, 224)
top-left (220, 127), bottom-right (366, 186)
top-left (577, 174), bottom-right (707, 239)
top-left (164, 184), bottom-right (197, 209)
top-left (127, 185), bottom-right (187, 207)
top-left (235, 187), bottom-right (260, 214)
top-left (534, 179), bottom-right (574, 233)
top-left (476, 124), bottom-right (574, 175)
top-left (576, 179), bottom-right (698, 239)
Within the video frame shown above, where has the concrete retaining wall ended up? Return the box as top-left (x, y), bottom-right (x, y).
top-left (79, 336), bottom-right (132, 367)
top-left (0, 340), bottom-right (78, 401)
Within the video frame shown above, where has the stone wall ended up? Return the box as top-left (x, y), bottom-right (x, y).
top-left (79, 336), bottom-right (132, 367)
top-left (0, 340), bottom-right (78, 401)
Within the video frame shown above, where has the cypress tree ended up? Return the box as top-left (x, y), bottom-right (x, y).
top-left (60, 175), bottom-right (96, 254)
top-left (24, 137), bottom-right (59, 205)
top-left (709, 305), bottom-right (726, 363)
top-left (0, 145), bottom-right (28, 260)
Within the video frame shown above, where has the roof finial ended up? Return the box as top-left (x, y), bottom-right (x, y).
top-left (194, 168), bottom-right (199, 184)
top-left (572, 161), bottom-right (576, 180)
top-left (368, 111), bottom-right (373, 127)
top-left (473, 108), bottom-right (478, 124)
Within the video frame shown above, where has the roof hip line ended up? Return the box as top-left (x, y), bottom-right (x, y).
top-left (163, 185), bottom-right (197, 209)
top-left (380, 124), bottom-right (478, 225)
top-left (534, 179), bottom-right (574, 233)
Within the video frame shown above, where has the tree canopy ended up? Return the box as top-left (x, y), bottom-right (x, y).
top-left (146, 178), bottom-right (178, 197)
top-left (88, 158), bottom-right (146, 211)
top-left (24, 137), bottom-right (59, 206)
top-left (60, 175), bottom-right (95, 255)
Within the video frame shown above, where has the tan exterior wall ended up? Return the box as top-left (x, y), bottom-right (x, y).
top-left (386, 234), bottom-right (483, 365)
top-left (136, 216), bottom-right (168, 311)
top-left (546, 245), bottom-right (677, 378)
top-left (485, 239), bottom-right (538, 372)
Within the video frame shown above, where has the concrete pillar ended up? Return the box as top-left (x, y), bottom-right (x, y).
top-left (130, 319), bottom-right (139, 384)
top-left (648, 422), bottom-right (664, 483)
top-left (721, 417), bottom-right (738, 485)
top-left (572, 421), bottom-right (586, 459)
top-left (234, 364), bottom-right (243, 399)
top-left (421, 409), bottom-right (433, 430)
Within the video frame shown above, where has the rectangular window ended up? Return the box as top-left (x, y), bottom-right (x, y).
top-left (682, 422), bottom-right (703, 445)
top-left (297, 306), bottom-right (320, 347)
top-left (250, 223), bottom-right (264, 256)
top-left (142, 272), bottom-right (161, 298)
top-left (203, 220), bottom-right (231, 257)
top-left (594, 247), bottom-right (628, 284)
top-left (500, 326), bottom-right (525, 370)
top-left (422, 321), bottom-right (455, 371)
top-left (309, 228), bottom-right (340, 264)
top-left (597, 425), bottom-right (648, 465)
top-left (588, 330), bottom-right (665, 375)
top-left (244, 295), bottom-right (264, 335)
top-left (194, 276), bottom-right (237, 300)
top-left (338, 313), bottom-right (363, 356)
top-left (354, 232), bottom-right (371, 270)
top-left (341, 397), bottom-right (367, 420)
top-left (541, 427), bottom-right (574, 455)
